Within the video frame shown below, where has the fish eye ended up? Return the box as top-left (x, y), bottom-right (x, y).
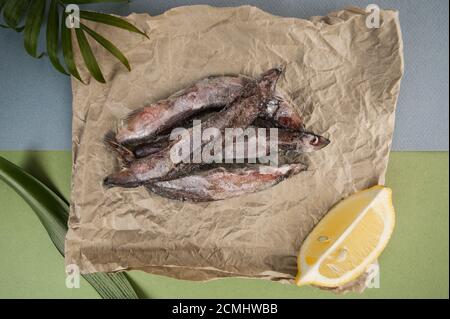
top-left (311, 136), bottom-right (319, 145)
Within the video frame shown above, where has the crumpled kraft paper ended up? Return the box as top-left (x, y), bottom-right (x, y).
top-left (65, 5), bottom-right (404, 289)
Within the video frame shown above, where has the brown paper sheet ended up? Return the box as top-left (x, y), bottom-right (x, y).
top-left (65, 5), bottom-right (404, 289)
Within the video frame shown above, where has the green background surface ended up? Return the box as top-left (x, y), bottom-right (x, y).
top-left (0, 151), bottom-right (448, 299)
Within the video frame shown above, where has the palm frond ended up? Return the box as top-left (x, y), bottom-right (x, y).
top-left (0, 0), bottom-right (5, 10)
top-left (82, 23), bottom-right (131, 71)
top-left (75, 26), bottom-right (106, 83)
top-left (0, 0), bottom-right (147, 84)
top-left (61, 11), bottom-right (83, 82)
top-left (80, 10), bottom-right (148, 38)
top-left (47, 0), bottom-right (69, 74)
top-left (2, 0), bottom-right (29, 30)
top-left (24, 0), bottom-right (46, 58)
top-left (0, 156), bottom-right (140, 299)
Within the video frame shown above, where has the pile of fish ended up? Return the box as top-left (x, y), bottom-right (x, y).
top-left (103, 67), bottom-right (330, 202)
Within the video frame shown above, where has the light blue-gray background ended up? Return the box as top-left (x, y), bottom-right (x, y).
top-left (0, 0), bottom-right (448, 150)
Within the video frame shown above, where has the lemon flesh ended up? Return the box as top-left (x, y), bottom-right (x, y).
top-left (296, 185), bottom-right (395, 288)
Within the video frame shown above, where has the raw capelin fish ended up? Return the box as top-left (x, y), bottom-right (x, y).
top-left (103, 68), bottom-right (282, 188)
top-left (262, 96), bottom-right (304, 130)
top-left (105, 128), bottom-right (330, 164)
top-left (105, 94), bottom-right (307, 161)
top-left (115, 75), bottom-right (251, 145)
top-left (225, 129), bottom-right (330, 160)
top-left (114, 71), bottom-right (303, 146)
top-left (146, 163), bottom-right (307, 202)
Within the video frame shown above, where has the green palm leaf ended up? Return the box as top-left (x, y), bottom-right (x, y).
top-left (0, 0), bottom-right (6, 12)
top-left (2, 0), bottom-right (29, 30)
top-left (75, 27), bottom-right (106, 83)
top-left (24, 0), bottom-right (46, 58)
top-left (61, 12), bottom-right (83, 82)
top-left (47, 0), bottom-right (69, 75)
top-left (81, 23), bottom-right (131, 71)
top-left (80, 10), bottom-right (148, 38)
top-left (0, 24), bottom-right (24, 30)
top-left (1, 0), bottom-right (147, 83)
top-left (0, 156), bottom-right (140, 299)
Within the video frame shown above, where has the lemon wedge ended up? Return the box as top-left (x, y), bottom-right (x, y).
top-left (295, 185), bottom-right (395, 288)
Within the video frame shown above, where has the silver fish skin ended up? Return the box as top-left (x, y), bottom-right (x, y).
top-left (114, 67), bottom-right (298, 146)
top-left (106, 117), bottom-right (327, 165)
top-left (103, 69), bottom-right (282, 188)
top-left (200, 128), bottom-right (330, 163)
top-left (115, 75), bottom-right (252, 146)
top-left (147, 163), bottom-right (307, 202)
top-left (103, 85), bottom-right (261, 187)
top-left (128, 128), bottom-right (329, 161)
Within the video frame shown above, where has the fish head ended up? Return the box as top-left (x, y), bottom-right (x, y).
top-left (274, 99), bottom-right (304, 130)
top-left (257, 67), bottom-right (283, 100)
top-left (297, 132), bottom-right (330, 152)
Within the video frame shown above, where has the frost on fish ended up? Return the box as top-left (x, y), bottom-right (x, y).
top-left (218, 128), bottom-right (329, 164)
top-left (103, 67), bottom-right (328, 196)
top-left (114, 67), bottom-right (299, 146)
top-left (273, 98), bottom-right (304, 130)
top-left (103, 69), bottom-right (282, 188)
top-left (112, 127), bottom-right (329, 170)
top-left (115, 75), bottom-right (252, 146)
top-left (130, 96), bottom-right (308, 160)
top-left (261, 96), bottom-right (304, 130)
top-left (147, 163), bottom-right (307, 202)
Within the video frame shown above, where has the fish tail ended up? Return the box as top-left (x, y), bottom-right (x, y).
top-left (103, 130), bottom-right (135, 164)
top-left (103, 170), bottom-right (139, 188)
